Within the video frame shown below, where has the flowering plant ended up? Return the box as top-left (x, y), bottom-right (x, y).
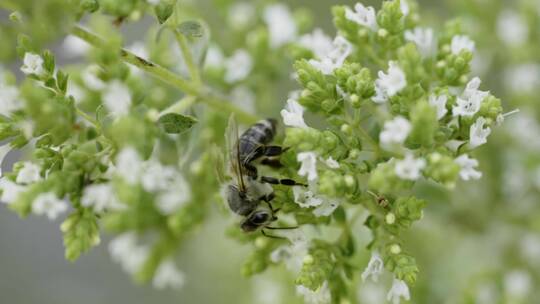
top-left (0, 0), bottom-right (509, 303)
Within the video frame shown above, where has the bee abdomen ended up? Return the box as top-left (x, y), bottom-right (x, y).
top-left (240, 119), bottom-right (276, 146)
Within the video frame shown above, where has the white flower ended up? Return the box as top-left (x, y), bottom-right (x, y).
top-left (270, 230), bottom-right (309, 273)
top-left (504, 64), bottom-right (540, 93)
top-left (204, 45), bottom-right (224, 69)
top-left (345, 3), bottom-right (377, 30)
top-left (0, 144), bottom-right (10, 176)
top-left (455, 154), bottom-right (482, 181)
top-left (395, 154), bottom-right (426, 180)
top-left (379, 116), bottom-right (412, 148)
top-left (308, 36), bottom-right (352, 75)
top-left (469, 117), bottom-right (491, 149)
top-left (0, 85), bottom-right (24, 116)
top-left (297, 152), bottom-right (318, 181)
top-left (323, 157), bottom-right (340, 169)
top-left (400, 0), bottom-right (410, 16)
top-left (361, 251), bottom-right (384, 282)
top-left (452, 77), bottom-right (488, 117)
top-left (224, 49), bottom-right (253, 83)
top-left (66, 81), bottom-right (86, 104)
top-left (103, 80), bottom-right (131, 117)
top-left (228, 2), bottom-right (255, 30)
top-left (231, 86), bottom-right (256, 114)
top-left (296, 281), bottom-right (331, 304)
top-left (404, 27), bottom-right (435, 57)
top-left (445, 139), bottom-right (466, 152)
top-left (504, 270), bottom-right (531, 299)
top-left (429, 94), bottom-right (447, 120)
top-left (376, 61), bottom-right (406, 97)
top-left (147, 0), bottom-right (160, 5)
top-left (81, 183), bottom-right (125, 212)
top-left (16, 162), bottom-right (41, 184)
top-left (155, 174), bottom-right (191, 215)
top-left (313, 199), bottom-right (340, 217)
top-left (62, 35), bottom-right (90, 58)
top-left (263, 4), bottom-right (297, 48)
top-left (115, 147), bottom-right (143, 185)
top-left (298, 29), bottom-right (334, 59)
top-left (497, 10), bottom-right (528, 46)
top-left (141, 161), bottom-right (179, 192)
top-left (281, 99), bottom-right (308, 129)
top-left (293, 186), bottom-right (323, 208)
top-left (81, 65), bottom-right (106, 90)
top-left (386, 278), bottom-right (411, 304)
top-left (20, 52), bottom-right (45, 76)
top-left (153, 259), bottom-right (186, 290)
top-left (372, 84), bottom-right (388, 103)
top-left (451, 35), bottom-right (475, 55)
top-left (109, 232), bottom-right (149, 275)
top-left (32, 192), bottom-right (68, 220)
top-left (0, 178), bottom-right (25, 204)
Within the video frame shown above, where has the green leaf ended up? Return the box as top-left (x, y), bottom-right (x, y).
top-left (42, 50), bottom-right (55, 74)
top-left (157, 113), bottom-right (197, 134)
top-left (57, 71), bottom-right (69, 94)
top-left (154, 0), bottom-right (175, 24)
top-left (61, 208), bottom-right (100, 261)
top-left (178, 21), bottom-right (204, 38)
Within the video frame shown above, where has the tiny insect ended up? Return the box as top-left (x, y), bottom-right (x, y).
top-left (223, 115), bottom-right (303, 236)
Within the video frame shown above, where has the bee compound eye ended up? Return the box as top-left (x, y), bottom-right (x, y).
top-left (251, 212), bottom-right (269, 224)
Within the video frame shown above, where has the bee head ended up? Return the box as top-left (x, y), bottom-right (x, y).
top-left (226, 184), bottom-right (258, 216)
top-left (241, 210), bottom-right (275, 232)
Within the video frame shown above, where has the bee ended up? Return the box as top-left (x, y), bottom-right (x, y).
top-left (224, 115), bottom-right (303, 235)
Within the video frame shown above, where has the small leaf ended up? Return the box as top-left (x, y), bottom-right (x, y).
top-left (57, 71), bottom-right (69, 93)
top-left (154, 0), bottom-right (176, 24)
top-left (178, 21), bottom-right (204, 39)
top-left (42, 50), bottom-right (55, 74)
top-left (16, 34), bottom-right (32, 58)
top-left (157, 113), bottom-right (197, 134)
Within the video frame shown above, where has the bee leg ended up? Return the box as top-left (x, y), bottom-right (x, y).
top-left (261, 229), bottom-right (286, 239)
top-left (246, 146), bottom-right (288, 164)
top-left (265, 226), bottom-right (298, 230)
top-left (260, 157), bottom-right (283, 168)
top-left (260, 176), bottom-right (307, 187)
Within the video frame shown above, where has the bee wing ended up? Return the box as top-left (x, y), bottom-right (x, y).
top-left (224, 114), bottom-right (246, 192)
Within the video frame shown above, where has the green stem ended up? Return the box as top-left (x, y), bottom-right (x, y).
top-left (173, 30), bottom-right (201, 84)
top-left (70, 25), bottom-right (258, 124)
top-left (76, 108), bottom-right (100, 130)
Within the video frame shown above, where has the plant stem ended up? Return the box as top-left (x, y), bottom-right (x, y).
top-left (70, 25), bottom-right (258, 124)
top-left (173, 30), bottom-right (201, 84)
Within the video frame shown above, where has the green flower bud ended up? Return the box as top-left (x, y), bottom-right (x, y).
top-left (407, 101), bottom-right (438, 148)
top-left (425, 153), bottom-right (460, 187)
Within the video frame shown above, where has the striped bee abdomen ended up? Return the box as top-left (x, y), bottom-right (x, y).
top-left (238, 119), bottom-right (277, 162)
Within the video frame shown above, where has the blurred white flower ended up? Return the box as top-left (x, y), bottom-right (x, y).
top-left (32, 192), bottom-right (68, 220)
top-left (0, 85), bottom-right (23, 116)
top-left (405, 27), bottom-right (435, 57)
top-left (345, 3), bottom-right (377, 30)
top-left (204, 45), bottom-right (224, 69)
top-left (16, 162), bottom-right (41, 184)
top-left (504, 64), bottom-right (540, 93)
top-left (82, 65), bottom-right (106, 90)
top-left (380, 116), bottom-right (411, 148)
top-left (153, 259), bottom-right (185, 290)
top-left (228, 2), bottom-right (255, 30)
top-left (141, 161), bottom-right (179, 192)
top-left (0, 144), bottom-right (10, 176)
top-left (0, 178), bottom-right (26, 204)
top-left (469, 117), bottom-right (491, 149)
top-left (224, 49), bottom-right (253, 83)
top-left (520, 234), bottom-right (540, 265)
top-left (296, 281), bottom-right (331, 304)
top-left (323, 157), bottom-right (340, 169)
top-left (281, 99), bottom-right (308, 129)
top-left (395, 154), bottom-right (426, 180)
top-left (263, 4), bottom-right (297, 49)
top-left (66, 81), bottom-right (86, 104)
top-left (372, 84), bottom-right (388, 103)
top-left (376, 61), bottom-right (406, 97)
top-left (504, 270), bottom-right (531, 299)
top-left (297, 152), bottom-right (318, 181)
top-left (454, 154), bottom-right (482, 181)
top-left (21, 52), bottom-right (45, 76)
top-left (230, 86), bottom-right (256, 114)
top-left (361, 251), bottom-right (384, 282)
top-left (429, 94), bottom-right (447, 120)
top-left (103, 80), bottom-right (132, 118)
top-left (313, 199), bottom-right (340, 217)
top-left (155, 174), bottom-right (191, 215)
top-left (81, 183), bottom-right (125, 212)
top-left (450, 35), bottom-right (475, 55)
top-left (497, 10), bottom-right (528, 46)
top-left (386, 278), bottom-right (410, 304)
top-left (62, 35), bottom-right (90, 58)
top-left (400, 0), bottom-right (410, 16)
top-left (299, 29), bottom-right (334, 59)
top-left (115, 147), bottom-right (143, 185)
top-left (270, 230), bottom-right (309, 273)
top-left (357, 281), bottom-right (386, 304)
top-left (109, 232), bottom-right (149, 275)
top-left (309, 36), bottom-right (352, 75)
top-left (293, 186), bottom-right (323, 208)
top-left (146, 0), bottom-right (160, 5)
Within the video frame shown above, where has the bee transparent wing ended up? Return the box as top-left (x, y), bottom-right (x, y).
top-left (224, 114), bottom-right (246, 192)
